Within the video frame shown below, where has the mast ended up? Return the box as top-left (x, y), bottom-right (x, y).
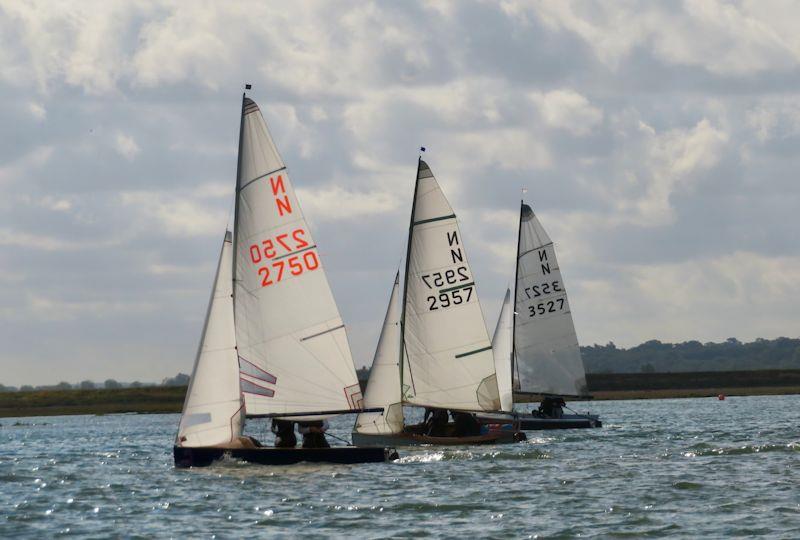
top-left (231, 88), bottom-right (248, 311)
top-left (511, 199), bottom-right (523, 389)
top-left (398, 156), bottom-right (422, 399)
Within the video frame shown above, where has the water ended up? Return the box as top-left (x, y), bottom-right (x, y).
top-left (1, 395), bottom-right (799, 538)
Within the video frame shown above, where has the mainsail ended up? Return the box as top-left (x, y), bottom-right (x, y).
top-left (401, 159), bottom-right (500, 411)
top-left (491, 288), bottom-right (514, 412)
top-left (233, 97), bottom-right (362, 417)
top-left (354, 272), bottom-right (404, 435)
top-left (177, 231), bottom-right (244, 447)
top-left (514, 203), bottom-right (588, 397)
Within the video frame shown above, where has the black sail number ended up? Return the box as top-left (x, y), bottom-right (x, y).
top-left (428, 286), bottom-right (473, 311)
top-left (528, 297), bottom-right (565, 318)
top-left (422, 266), bottom-right (470, 289)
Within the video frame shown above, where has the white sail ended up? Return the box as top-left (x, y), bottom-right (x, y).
top-left (401, 159), bottom-right (500, 411)
top-left (514, 203), bottom-right (588, 397)
top-left (233, 98), bottom-right (362, 417)
top-left (177, 231), bottom-right (244, 447)
top-left (491, 288), bottom-right (514, 412)
top-left (354, 272), bottom-right (404, 435)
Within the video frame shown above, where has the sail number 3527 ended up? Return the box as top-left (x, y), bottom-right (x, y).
top-left (528, 298), bottom-right (565, 317)
top-left (249, 228), bottom-right (319, 287)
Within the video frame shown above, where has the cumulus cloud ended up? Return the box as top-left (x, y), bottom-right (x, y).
top-left (0, 0), bottom-right (798, 385)
top-left (114, 132), bottom-right (141, 160)
top-left (297, 186), bottom-right (399, 222)
top-left (530, 89), bottom-right (603, 135)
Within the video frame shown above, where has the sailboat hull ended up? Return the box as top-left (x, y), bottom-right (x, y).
top-left (351, 428), bottom-right (525, 447)
top-left (173, 445), bottom-right (398, 468)
top-left (476, 412), bottom-right (602, 430)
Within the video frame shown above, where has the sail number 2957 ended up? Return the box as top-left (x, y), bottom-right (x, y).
top-left (421, 265), bottom-right (473, 311)
top-left (249, 228), bottom-right (319, 288)
top-left (427, 286), bottom-right (473, 310)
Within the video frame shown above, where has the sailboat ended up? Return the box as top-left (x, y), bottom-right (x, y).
top-left (352, 159), bottom-right (525, 446)
top-left (174, 91), bottom-right (398, 467)
top-left (476, 202), bottom-right (601, 430)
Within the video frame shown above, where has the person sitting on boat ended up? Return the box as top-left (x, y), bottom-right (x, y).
top-left (425, 408), bottom-right (449, 437)
top-left (538, 397), bottom-right (565, 418)
top-left (423, 408), bottom-right (434, 426)
top-left (552, 397), bottom-right (565, 418)
top-left (271, 419), bottom-right (297, 448)
top-left (298, 420), bottom-right (330, 448)
top-left (452, 411), bottom-right (481, 437)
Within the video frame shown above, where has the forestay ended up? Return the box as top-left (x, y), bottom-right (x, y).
top-left (402, 160), bottom-right (500, 411)
top-left (491, 288), bottom-right (514, 412)
top-left (233, 98), bottom-right (362, 417)
top-left (514, 203), bottom-right (588, 397)
top-left (354, 273), bottom-right (404, 435)
top-left (177, 232), bottom-right (244, 447)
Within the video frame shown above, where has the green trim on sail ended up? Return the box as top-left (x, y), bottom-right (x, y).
top-left (413, 213), bottom-right (456, 226)
top-left (439, 281), bottom-right (474, 294)
top-left (455, 345), bottom-right (492, 359)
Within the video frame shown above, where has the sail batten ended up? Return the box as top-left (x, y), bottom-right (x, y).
top-left (400, 160), bottom-right (500, 412)
top-left (513, 203), bottom-right (588, 397)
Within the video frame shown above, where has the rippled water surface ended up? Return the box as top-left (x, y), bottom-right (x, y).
top-left (2, 395), bottom-right (799, 538)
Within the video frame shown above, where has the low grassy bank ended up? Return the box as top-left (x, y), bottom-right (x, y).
top-left (0, 386), bottom-right (186, 418)
top-left (2, 376), bottom-right (799, 418)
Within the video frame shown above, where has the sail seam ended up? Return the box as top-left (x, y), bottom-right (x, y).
top-left (518, 242), bottom-right (554, 259)
top-left (413, 213), bottom-right (456, 226)
top-left (300, 324), bottom-right (346, 342)
top-left (239, 166), bottom-right (287, 192)
top-left (272, 244), bottom-right (317, 261)
top-left (454, 345), bottom-right (493, 359)
top-left (439, 281), bottom-right (474, 294)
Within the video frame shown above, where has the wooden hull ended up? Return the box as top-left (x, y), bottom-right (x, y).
top-left (476, 412), bottom-right (602, 430)
top-left (351, 429), bottom-right (525, 447)
top-left (173, 445), bottom-right (398, 468)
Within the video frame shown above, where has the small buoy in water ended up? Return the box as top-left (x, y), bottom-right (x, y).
top-left (718, 394), bottom-right (726, 400)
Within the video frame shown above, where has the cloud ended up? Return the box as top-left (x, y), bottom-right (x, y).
top-left (0, 1), bottom-right (799, 385)
top-left (529, 0), bottom-right (800, 75)
top-left (120, 190), bottom-right (227, 238)
top-left (529, 89), bottom-right (603, 135)
top-left (296, 186), bottom-right (400, 222)
top-left (27, 102), bottom-right (46, 120)
top-left (114, 131), bottom-right (141, 160)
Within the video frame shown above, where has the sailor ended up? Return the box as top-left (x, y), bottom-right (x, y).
top-left (452, 411), bottom-right (481, 437)
top-left (425, 409), bottom-right (449, 437)
top-left (539, 397), bottom-right (554, 417)
top-left (271, 419), bottom-right (297, 448)
top-left (552, 397), bottom-right (565, 419)
top-left (297, 420), bottom-right (331, 448)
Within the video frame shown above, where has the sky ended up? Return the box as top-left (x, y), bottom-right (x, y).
top-left (1, 0), bottom-right (799, 386)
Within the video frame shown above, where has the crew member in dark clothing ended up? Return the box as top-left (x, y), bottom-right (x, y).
top-left (425, 408), bottom-right (449, 437)
top-left (271, 419), bottom-right (297, 448)
top-left (452, 411), bottom-right (481, 436)
top-left (298, 420), bottom-right (330, 448)
top-left (538, 397), bottom-right (565, 418)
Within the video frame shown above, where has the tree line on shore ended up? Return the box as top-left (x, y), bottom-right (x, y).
top-left (582, 337), bottom-right (800, 374)
top-left (0, 373), bottom-right (190, 393)
top-left (3, 336), bottom-right (799, 393)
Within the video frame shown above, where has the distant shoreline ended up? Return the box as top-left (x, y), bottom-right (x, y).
top-left (1, 383), bottom-right (799, 418)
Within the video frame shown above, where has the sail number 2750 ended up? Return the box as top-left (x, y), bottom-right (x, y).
top-left (249, 228), bottom-right (320, 287)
